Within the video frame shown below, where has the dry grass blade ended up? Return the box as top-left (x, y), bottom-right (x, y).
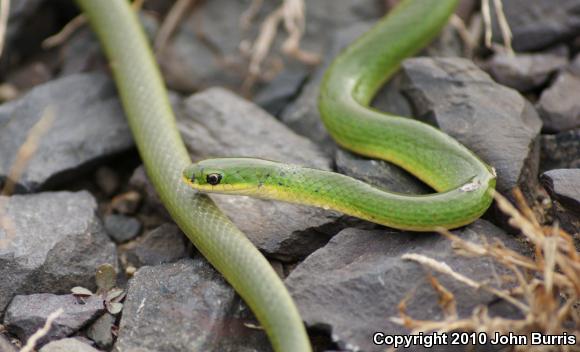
top-left (481, 0), bottom-right (514, 54)
top-left (42, 14), bottom-right (86, 49)
top-left (154, 0), bottom-right (195, 55)
top-left (0, 0), bottom-right (10, 58)
top-left (394, 189), bottom-right (580, 352)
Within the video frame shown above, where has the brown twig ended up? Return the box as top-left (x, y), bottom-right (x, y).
top-left (154, 0), bottom-right (195, 55)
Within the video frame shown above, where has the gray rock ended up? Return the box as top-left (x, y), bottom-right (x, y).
top-left (0, 73), bottom-right (133, 192)
top-left (104, 214), bottom-right (142, 243)
top-left (177, 88), bottom-right (341, 261)
top-left (540, 129), bottom-right (580, 171)
top-left (485, 47), bottom-right (569, 92)
top-left (4, 294), bottom-right (104, 346)
top-left (491, 0), bottom-right (580, 51)
top-left (39, 338), bottom-right (101, 352)
top-left (280, 21), bottom-right (412, 154)
top-left (128, 223), bottom-right (190, 267)
top-left (254, 68), bottom-right (308, 117)
top-left (0, 191), bottom-right (117, 313)
top-left (0, 334), bottom-right (17, 352)
top-left (537, 70), bottom-right (580, 133)
top-left (286, 220), bottom-right (524, 352)
top-left (540, 169), bottom-right (580, 214)
top-left (160, 0), bottom-right (380, 93)
top-left (86, 313), bottom-right (116, 350)
top-left (335, 149), bottom-right (430, 196)
top-left (114, 258), bottom-right (271, 352)
top-left (400, 57), bottom-right (542, 196)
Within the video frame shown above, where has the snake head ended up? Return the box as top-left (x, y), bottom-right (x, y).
top-left (182, 158), bottom-right (277, 194)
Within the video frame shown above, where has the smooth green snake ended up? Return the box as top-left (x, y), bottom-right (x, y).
top-left (76, 0), bottom-right (495, 351)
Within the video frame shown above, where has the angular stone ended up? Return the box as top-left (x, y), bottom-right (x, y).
top-left (114, 258), bottom-right (271, 352)
top-left (175, 88), bottom-right (341, 261)
top-left (103, 214), bottom-right (142, 243)
top-left (335, 149), bottom-right (430, 196)
top-left (286, 220), bottom-right (524, 351)
top-left (485, 47), bottom-right (568, 92)
top-left (537, 70), bottom-right (580, 133)
top-left (0, 191), bottom-right (117, 313)
top-left (0, 73), bottom-right (133, 192)
top-left (540, 129), bottom-right (580, 171)
top-left (491, 0), bottom-right (580, 51)
top-left (400, 57), bottom-right (542, 196)
top-left (4, 294), bottom-right (104, 346)
top-left (127, 223), bottom-right (190, 267)
top-left (540, 169), bottom-right (580, 214)
top-left (39, 338), bottom-right (101, 352)
top-left (86, 313), bottom-right (116, 350)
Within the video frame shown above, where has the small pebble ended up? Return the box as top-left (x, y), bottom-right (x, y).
top-left (104, 214), bottom-right (142, 243)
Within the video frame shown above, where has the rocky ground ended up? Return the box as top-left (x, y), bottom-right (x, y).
top-left (0, 0), bottom-right (579, 351)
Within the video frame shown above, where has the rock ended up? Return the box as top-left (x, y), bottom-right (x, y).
top-left (491, 0), bottom-right (580, 51)
top-left (127, 223), bottom-right (191, 267)
top-left (484, 46), bottom-right (569, 92)
top-left (540, 129), bottom-right (580, 171)
top-left (104, 214), bottom-right (142, 243)
top-left (160, 0), bottom-right (381, 93)
top-left (280, 21), bottom-right (413, 154)
top-left (4, 294), bottom-right (104, 346)
top-left (0, 334), bottom-right (17, 352)
top-left (0, 73), bottom-right (134, 193)
top-left (114, 258), bottom-right (271, 352)
top-left (39, 338), bottom-right (101, 352)
top-left (540, 169), bottom-right (580, 213)
top-left (0, 191), bottom-right (117, 313)
top-left (286, 220), bottom-right (525, 352)
top-left (540, 169), bottom-right (580, 234)
top-left (254, 68), bottom-right (308, 117)
top-left (175, 88), bottom-right (341, 261)
top-left (5, 0), bottom-right (44, 47)
top-left (537, 70), bottom-right (580, 133)
top-left (86, 313), bottom-right (116, 350)
top-left (335, 149), bottom-right (430, 196)
top-left (400, 57), bottom-right (542, 196)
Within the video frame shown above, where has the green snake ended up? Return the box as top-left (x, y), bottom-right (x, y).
top-left (183, 0), bottom-right (496, 232)
top-left (76, 0), bottom-right (494, 351)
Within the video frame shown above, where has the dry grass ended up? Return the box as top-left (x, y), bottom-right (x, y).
top-left (240, 0), bottom-right (320, 94)
top-left (393, 189), bottom-right (580, 352)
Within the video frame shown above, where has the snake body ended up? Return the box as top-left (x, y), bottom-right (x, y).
top-left (183, 0), bottom-right (496, 232)
top-left (77, 0), bottom-right (494, 350)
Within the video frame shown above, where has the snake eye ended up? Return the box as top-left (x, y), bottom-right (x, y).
top-left (206, 173), bottom-right (222, 185)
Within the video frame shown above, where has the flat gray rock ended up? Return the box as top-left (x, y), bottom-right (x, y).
top-left (126, 223), bottom-right (191, 267)
top-left (491, 0), bottom-right (580, 51)
top-left (0, 191), bottom-right (117, 313)
top-left (4, 294), bottom-right (104, 347)
top-left (0, 73), bottom-right (133, 192)
top-left (286, 220), bottom-right (524, 352)
top-left (40, 338), bottom-right (101, 352)
top-left (485, 47), bottom-right (568, 92)
top-left (114, 258), bottom-right (271, 352)
top-left (400, 57), bottom-right (542, 195)
top-left (537, 69), bottom-right (580, 133)
top-left (540, 169), bottom-right (580, 214)
top-left (540, 129), bottom-right (580, 171)
top-left (86, 313), bottom-right (115, 350)
top-left (177, 88), bottom-right (341, 261)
